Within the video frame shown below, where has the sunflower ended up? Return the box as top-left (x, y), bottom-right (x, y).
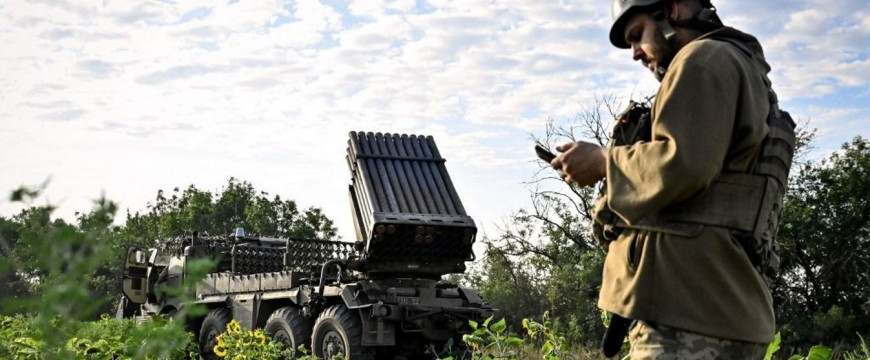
top-left (214, 344), bottom-right (228, 357)
top-left (227, 320), bottom-right (242, 334)
top-left (254, 332), bottom-right (267, 346)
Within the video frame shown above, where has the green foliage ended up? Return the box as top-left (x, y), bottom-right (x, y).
top-left (471, 185), bottom-right (605, 346)
top-left (0, 315), bottom-right (45, 359)
top-left (462, 316), bottom-right (525, 359)
top-left (775, 137), bottom-right (870, 347)
top-left (123, 178), bottom-right (338, 245)
top-left (66, 314), bottom-right (199, 360)
top-left (765, 332), bottom-right (782, 360)
top-left (778, 344), bottom-right (833, 360)
top-left (459, 315), bottom-right (604, 360)
top-left (426, 338), bottom-right (465, 360)
top-left (0, 189), bottom-right (125, 353)
top-left (844, 334), bottom-right (870, 360)
top-left (0, 185), bottom-right (214, 359)
top-left (0, 181), bottom-right (341, 359)
top-left (0, 314), bottom-right (198, 360)
top-left (523, 312), bottom-right (574, 360)
top-left (0, 178), bottom-right (338, 317)
top-left (764, 331), bottom-right (870, 360)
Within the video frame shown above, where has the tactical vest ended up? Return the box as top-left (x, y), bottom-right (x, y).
top-left (595, 33), bottom-right (796, 282)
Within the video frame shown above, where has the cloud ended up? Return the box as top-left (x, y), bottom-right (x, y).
top-left (113, 3), bottom-right (170, 25)
top-left (753, 0), bottom-right (870, 101)
top-left (39, 28), bottom-right (75, 40)
top-left (77, 60), bottom-right (119, 79)
top-left (26, 84), bottom-right (67, 96)
top-left (268, 0), bottom-right (343, 49)
top-left (28, 0), bottom-right (95, 19)
top-left (178, 7), bottom-right (213, 24)
top-left (235, 76), bottom-right (283, 89)
top-left (2, 0), bottom-right (869, 242)
top-left (135, 65), bottom-right (230, 85)
top-left (38, 108), bottom-right (85, 121)
top-left (21, 100), bottom-right (73, 109)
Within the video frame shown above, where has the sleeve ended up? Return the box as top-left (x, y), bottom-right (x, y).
top-left (605, 42), bottom-right (742, 224)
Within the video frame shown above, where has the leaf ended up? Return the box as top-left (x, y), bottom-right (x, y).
top-left (469, 320), bottom-right (478, 330)
top-left (463, 334), bottom-right (484, 345)
top-left (505, 336), bottom-right (524, 347)
top-left (491, 318), bottom-right (507, 333)
top-left (484, 315), bottom-right (493, 327)
top-left (806, 345), bottom-right (832, 360)
top-left (542, 342), bottom-right (553, 355)
top-left (764, 332), bottom-right (781, 360)
top-left (787, 355), bottom-right (804, 360)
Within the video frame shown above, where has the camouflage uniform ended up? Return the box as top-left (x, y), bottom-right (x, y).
top-left (629, 321), bottom-right (768, 360)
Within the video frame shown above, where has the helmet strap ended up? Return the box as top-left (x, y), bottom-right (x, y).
top-left (651, 9), bottom-right (676, 42)
top-left (650, 8), bottom-right (676, 81)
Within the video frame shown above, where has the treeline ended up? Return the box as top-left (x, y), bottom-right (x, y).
top-left (0, 178), bottom-right (338, 317)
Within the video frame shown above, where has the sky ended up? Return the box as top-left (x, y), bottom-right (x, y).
top-left (1, 0), bottom-right (869, 243)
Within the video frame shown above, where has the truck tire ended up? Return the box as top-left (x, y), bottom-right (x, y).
top-left (311, 304), bottom-right (373, 360)
top-left (199, 307), bottom-right (232, 360)
top-left (264, 306), bottom-right (312, 356)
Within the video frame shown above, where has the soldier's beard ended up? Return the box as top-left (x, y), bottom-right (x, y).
top-left (652, 28), bottom-right (678, 81)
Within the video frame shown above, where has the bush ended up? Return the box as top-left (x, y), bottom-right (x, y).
top-left (0, 314), bottom-right (197, 360)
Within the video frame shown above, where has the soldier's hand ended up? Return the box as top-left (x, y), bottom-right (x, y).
top-left (552, 141), bottom-right (607, 187)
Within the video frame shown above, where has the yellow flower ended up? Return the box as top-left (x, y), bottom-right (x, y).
top-left (255, 332), bottom-right (267, 346)
top-left (233, 355), bottom-right (247, 360)
top-left (217, 334), bottom-right (226, 347)
top-left (227, 320), bottom-right (241, 333)
top-left (214, 345), bottom-right (228, 357)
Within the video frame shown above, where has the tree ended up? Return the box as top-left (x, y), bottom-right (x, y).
top-left (775, 136), bottom-right (870, 346)
top-left (120, 177), bottom-right (339, 248)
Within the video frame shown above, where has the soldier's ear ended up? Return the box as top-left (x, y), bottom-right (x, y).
top-left (669, 2), bottom-right (680, 21)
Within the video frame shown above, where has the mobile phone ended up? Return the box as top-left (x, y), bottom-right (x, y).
top-left (534, 144), bottom-right (556, 163)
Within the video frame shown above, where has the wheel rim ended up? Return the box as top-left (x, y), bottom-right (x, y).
top-left (322, 329), bottom-right (345, 359)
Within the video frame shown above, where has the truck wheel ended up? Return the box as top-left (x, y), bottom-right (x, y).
top-left (199, 307), bottom-right (232, 360)
top-left (264, 306), bottom-right (312, 356)
top-left (311, 305), bottom-right (372, 360)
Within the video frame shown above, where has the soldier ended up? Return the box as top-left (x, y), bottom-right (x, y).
top-left (551, 0), bottom-right (794, 358)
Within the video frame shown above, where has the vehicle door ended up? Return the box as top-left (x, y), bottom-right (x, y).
top-left (122, 247), bottom-right (149, 304)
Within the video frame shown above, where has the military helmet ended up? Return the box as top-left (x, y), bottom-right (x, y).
top-left (609, 0), bottom-right (718, 49)
top-left (609, 0), bottom-right (666, 49)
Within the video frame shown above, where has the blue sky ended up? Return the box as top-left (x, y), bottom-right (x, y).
top-left (1, 0), bottom-right (868, 242)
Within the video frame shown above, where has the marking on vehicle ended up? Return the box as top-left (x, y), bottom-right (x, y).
top-left (398, 297), bottom-right (420, 305)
